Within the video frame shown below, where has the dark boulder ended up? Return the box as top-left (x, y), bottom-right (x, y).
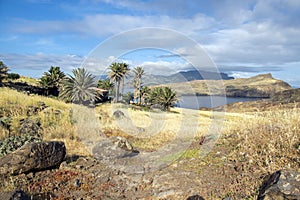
top-left (0, 141), bottom-right (66, 175)
top-left (258, 169), bottom-right (300, 200)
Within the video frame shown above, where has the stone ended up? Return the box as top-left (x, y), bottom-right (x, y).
top-left (0, 190), bottom-right (30, 200)
top-left (0, 141), bottom-right (66, 175)
top-left (92, 137), bottom-right (139, 161)
top-left (258, 169), bottom-right (300, 200)
top-left (113, 110), bottom-right (125, 119)
top-left (113, 136), bottom-right (133, 151)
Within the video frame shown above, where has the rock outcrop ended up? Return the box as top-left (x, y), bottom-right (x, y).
top-left (258, 169), bottom-right (300, 199)
top-left (271, 88), bottom-right (300, 103)
top-left (0, 141), bottom-right (66, 175)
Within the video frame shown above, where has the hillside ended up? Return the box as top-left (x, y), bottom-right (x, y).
top-left (214, 88), bottom-right (300, 112)
top-left (141, 69), bottom-right (233, 86)
top-left (163, 73), bottom-right (292, 97)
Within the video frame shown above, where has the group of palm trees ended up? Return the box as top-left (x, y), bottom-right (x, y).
top-left (38, 62), bottom-right (178, 111)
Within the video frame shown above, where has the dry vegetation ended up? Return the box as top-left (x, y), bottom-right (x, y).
top-left (0, 87), bottom-right (89, 156)
top-left (0, 87), bottom-right (299, 198)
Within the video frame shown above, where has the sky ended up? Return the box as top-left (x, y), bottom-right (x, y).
top-left (0, 0), bottom-right (300, 87)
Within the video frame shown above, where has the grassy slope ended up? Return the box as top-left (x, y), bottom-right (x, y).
top-left (0, 87), bottom-right (89, 156)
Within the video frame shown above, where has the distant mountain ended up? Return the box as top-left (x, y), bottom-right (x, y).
top-left (142, 70), bottom-right (234, 86)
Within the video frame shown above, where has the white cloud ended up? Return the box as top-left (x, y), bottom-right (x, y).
top-left (0, 53), bottom-right (85, 77)
top-left (11, 13), bottom-right (217, 38)
top-left (139, 60), bottom-right (189, 75)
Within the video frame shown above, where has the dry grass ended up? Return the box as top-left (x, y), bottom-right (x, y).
top-left (10, 76), bottom-right (40, 86)
top-left (94, 103), bottom-right (219, 151)
top-left (0, 87), bottom-right (90, 156)
top-left (206, 105), bottom-right (300, 198)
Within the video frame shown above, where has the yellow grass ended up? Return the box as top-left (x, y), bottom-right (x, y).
top-left (0, 87), bottom-right (90, 156)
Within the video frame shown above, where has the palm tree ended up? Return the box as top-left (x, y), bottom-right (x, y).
top-left (132, 66), bottom-right (145, 104)
top-left (140, 86), bottom-right (150, 104)
top-left (97, 78), bottom-right (114, 91)
top-left (97, 78), bottom-right (114, 102)
top-left (108, 62), bottom-right (128, 103)
top-left (0, 61), bottom-right (9, 83)
top-left (59, 68), bottom-right (98, 105)
top-left (40, 66), bottom-right (65, 96)
top-left (119, 63), bottom-right (130, 101)
top-left (150, 86), bottom-right (178, 111)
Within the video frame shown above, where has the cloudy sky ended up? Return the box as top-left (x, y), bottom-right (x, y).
top-left (0, 0), bottom-right (299, 87)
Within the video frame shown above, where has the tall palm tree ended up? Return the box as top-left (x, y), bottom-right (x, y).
top-left (132, 66), bottom-right (145, 104)
top-left (40, 66), bottom-right (65, 96)
top-left (108, 62), bottom-right (128, 103)
top-left (0, 61), bottom-right (9, 83)
top-left (59, 68), bottom-right (98, 105)
top-left (119, 63), bottom-right (130, 101)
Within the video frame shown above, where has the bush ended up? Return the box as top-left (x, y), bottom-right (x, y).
top-left (7, 73), bottom-right (20, 80)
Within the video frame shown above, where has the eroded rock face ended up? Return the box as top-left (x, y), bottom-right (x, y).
top-left (258, 169), bottom-right (300, 200)
top-left (0, 141), bottom-right (66, 175)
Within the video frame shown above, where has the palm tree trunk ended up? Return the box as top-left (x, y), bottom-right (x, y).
top-left (120, 77), bottom-right (124, 101)
top-left (138, 80), bottom-right (141, 104)
top-left (115, 80), bottom-right (120, 103)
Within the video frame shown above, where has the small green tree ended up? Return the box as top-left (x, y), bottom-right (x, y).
top-left (149, 86), bottom-right (178, 111)
top-left (97, 78), bottom-right (114, 92)
top-left (59, 68), bottom-right (99, 105)
top-left (140, 86), bottom-right (151, 104)
top-left (7, 73), bottom-right (20, 80)
top-left (0, 61), bottom-right (9, 83)
top-left (97, 78), bottom-right (114, 102)
top-left (40, 66), bottom-right (65, 96)
top-left (122, 92), bottom-right (134, 104)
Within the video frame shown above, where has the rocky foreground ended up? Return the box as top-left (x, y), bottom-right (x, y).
top-left (0, 137), bottom-right (299, 200)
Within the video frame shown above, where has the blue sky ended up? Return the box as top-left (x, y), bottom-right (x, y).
top-left (0, 0), bottom-right (300, 87)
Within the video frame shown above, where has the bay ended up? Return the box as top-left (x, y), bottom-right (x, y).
top-left (177, 95), bottom-right (265, 110)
